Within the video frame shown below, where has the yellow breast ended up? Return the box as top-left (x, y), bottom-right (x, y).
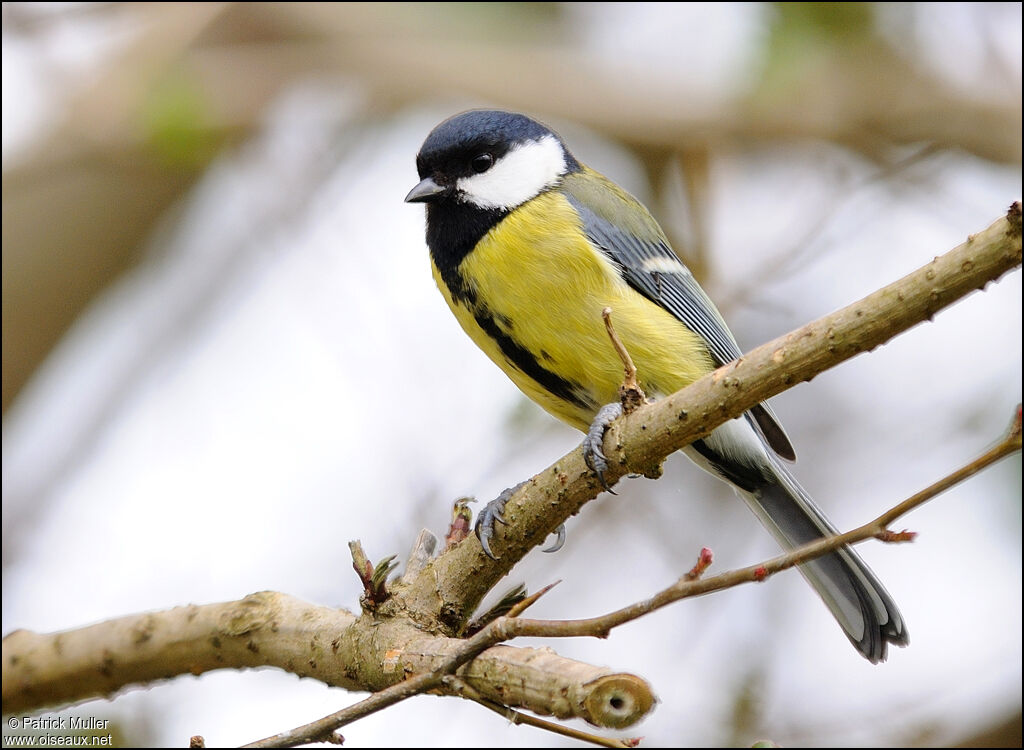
top-left (432, 191), bottom-right (714, 432)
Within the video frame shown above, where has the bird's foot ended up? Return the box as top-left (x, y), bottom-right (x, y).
top-left (582, 402), bottom-right (623, 492)
top-left (475, 483), bottom-right (568, 559)
top-left (475, 483), bottom-right (517, 559)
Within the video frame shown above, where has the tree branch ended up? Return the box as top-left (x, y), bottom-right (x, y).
top-left (1, 592), bottom-right (653, 728)
top-left (490, 403), bottom-right (1022, 640)
top-left (241, 584), bottom-right (652, 748)
top-left (253, 401), bottom-right (1020, 747)
top-left (2, 204), bottom-right (1019, 736)
top-left (395, 203), bottom-right (1022, 631)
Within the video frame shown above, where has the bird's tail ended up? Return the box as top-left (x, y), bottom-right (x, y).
top-left (743, 457), bottom-right (908, 663)
top-left (686, 418), bottom-right (908, 663)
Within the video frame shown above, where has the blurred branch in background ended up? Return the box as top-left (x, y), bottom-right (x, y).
top-left (1, 3), bottom-right (1020, 748)
top-left (3, 2), bottom-right (1020, 412)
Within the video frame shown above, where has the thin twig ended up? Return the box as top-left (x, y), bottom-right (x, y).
top-left (492, 404), bottom-right (1023, 640)
top-left (243, 627), bottom-right (507, 748)
top-left (244, 582), bottom-right (566, 748)
top-left (602, 307), bottom-right (646, 414)
top-left (684, 547), bottom-right (714, 582)
top-left (3, 213), bottom-right (1018, 732)
top-left (719, 143), bottom-right (944, 312)
top-left (507, 581), bottom-right (561, 617)
top-left (396, 204), bottom-right (1021, 630)
top-left (443, 676), bottom-right (641, 749)
top-left (873, 403), bottom-right (1021, 530)
top-left (601, 307), bottom-right (638, 391)
top-left (266, 403), bottom-right (1017, 747)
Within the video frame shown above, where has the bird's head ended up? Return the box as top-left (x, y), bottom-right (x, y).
top-left (405, 110), bottom-right (579, 211)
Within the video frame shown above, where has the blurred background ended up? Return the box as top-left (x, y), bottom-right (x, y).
top-left (2, 3), bottom-right (1020, 747)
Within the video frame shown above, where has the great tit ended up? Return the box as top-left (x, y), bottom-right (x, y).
top-left (405, 109), bottom-right (907, 663)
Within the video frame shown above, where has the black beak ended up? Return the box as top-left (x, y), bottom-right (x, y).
top-left (405, 176), bottom-right (447, 203)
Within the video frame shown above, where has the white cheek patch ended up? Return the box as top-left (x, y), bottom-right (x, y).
top-left (640, 255), bottom-right (692, 276)
top-left (457, 135), bottom-right (567, 210)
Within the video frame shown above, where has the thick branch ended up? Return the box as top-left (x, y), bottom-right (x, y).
top-left (253, 399), bottom-right (1019, 748)
top-left (3, 206), bottom-right (1019, 728)
top-left (2, 593), bottom-right (355, 714)
top-left (1, 592), bottom-right (652, 726)
top-left (397, 203), bottom-right (1022, 632)
top-left (501, 404), bottom-right (1022, 639)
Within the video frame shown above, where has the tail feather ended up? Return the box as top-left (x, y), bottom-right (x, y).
top-left (747, 459), bottom-right (908, 663)
top-left (685, 416), bottom-right (908, 663)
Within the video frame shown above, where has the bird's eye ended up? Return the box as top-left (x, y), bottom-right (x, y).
top-left (470, 153), bottom-right (493, 173)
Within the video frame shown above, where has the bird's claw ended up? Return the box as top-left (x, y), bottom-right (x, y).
top-left (542, 523), bottom-right (566, 553)
top-left (476, 486), bottom-right (568, 558)
top-left (477, 397), bottom-right (624, 559)
top-left (582, 402), bottom-right (623, 493)
top-left (475, 482), bottom-right (523, 559)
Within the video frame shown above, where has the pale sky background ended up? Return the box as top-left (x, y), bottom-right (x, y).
top-left (2, 3), bottom-right (1021, 747)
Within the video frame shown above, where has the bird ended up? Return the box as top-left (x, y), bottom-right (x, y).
top-left (405, 109), bottom-right (908, 663)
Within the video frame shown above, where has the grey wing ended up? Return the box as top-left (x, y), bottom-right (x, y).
top-left (565, 192), bottom-right (797, 461)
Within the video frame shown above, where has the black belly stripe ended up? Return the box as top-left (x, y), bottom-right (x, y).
top-left (424, 200), bottom-right (592, 412)
top-left (471, 308), bottom-right (593, 411)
